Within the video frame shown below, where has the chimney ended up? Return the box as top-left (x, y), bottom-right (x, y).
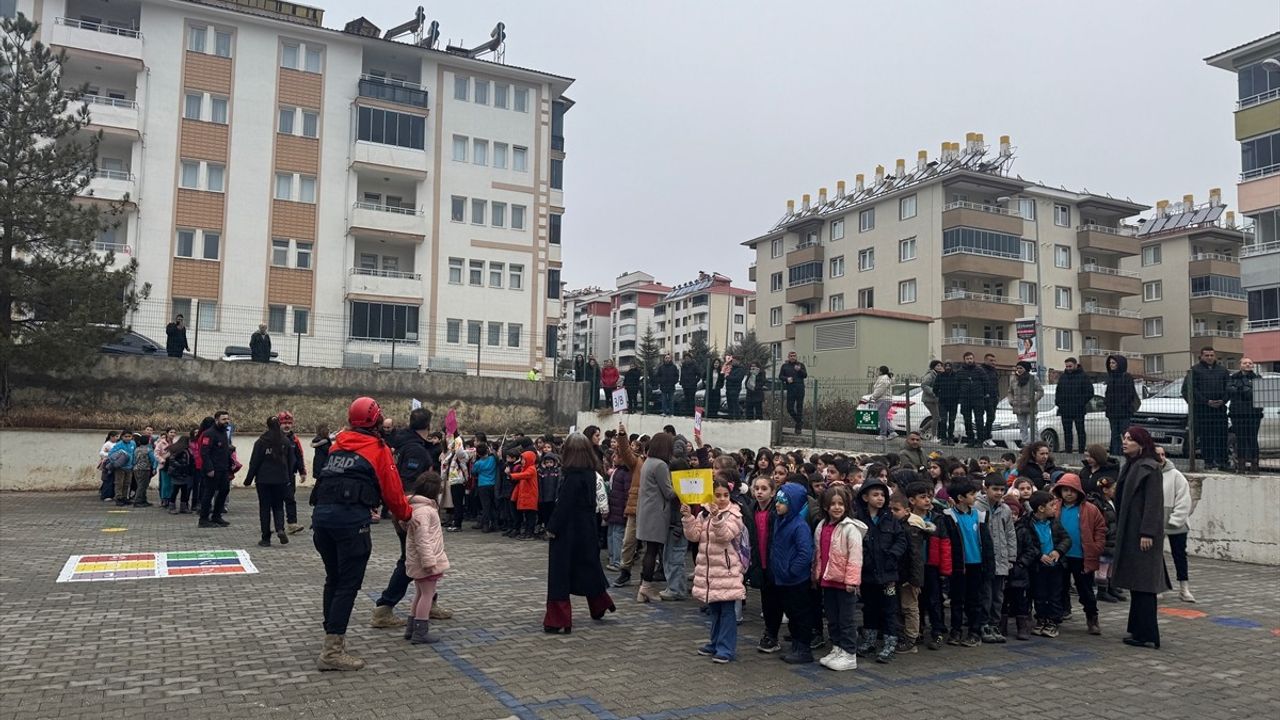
top-left (801, 193), bottom-right (811, 211)
top-left (918, 150), bottom-right (928, 170)
top-left (895, 158), bottom-right (906, 177)
top-left (818, 187), bottom-right (828, 205)
top-left (1209, 187), bottom-right (1221, 206)
top-left (855, 173), bottom-right (865, 192)
top-left (875, 164), bottom-right (885, 185)
top-left (836, 180), bottom-right (846, 198)
top-left (940, 141), bottom-right (949, 161)
top-left (1183, 194), bottom-right (1194, 212)
top-left (965, 132), bottom-right (976, 152)
top-left (1000, 135), bottom-right (1011, 156)
top-left (786, 199), bottom-right (795, 214)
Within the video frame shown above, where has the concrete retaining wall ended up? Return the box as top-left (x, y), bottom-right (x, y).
top-left (574, 412), bottom-right (774, 452)
top-left (1185, 473), bottom-right (1279, 566)
top-left (0, 429), bottom-right (105, 491)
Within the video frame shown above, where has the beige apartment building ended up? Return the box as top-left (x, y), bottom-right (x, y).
top-left (654, 272), bottom-right (754, 358)
top-left (744, 134), bottom-right (1152, 376)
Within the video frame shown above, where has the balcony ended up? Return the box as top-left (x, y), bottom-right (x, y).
top-left (1235, 90), bottom-right (1280, 140)
top-left (941, 336), bottom-right (1017, 366)
top-left (349, 201), bottom-right (426, 241)
top-left (351, 141), bottom-right (428, 178)
top-left (346, 267), bottom-right (423, 299)
top-left (1077, 264), bottom-right (1141, 296)
top-left (74, 94), bottom-right (140, 135)
top-left (786, 242), bottom-right (823, 266)
top-left (940, 290), bottom-right (1024, 324)
top-left (357, 75), bottom-right (429, 109)
top-left (1192, 328), bottom-right (1243, 354)
top-left (940, 247), bottom-right (1024, 279)
top-left (785, 279), bottom-right (823, 304)
top-left (1079, 349), bottom-right (1143, 374)
top-left (83, 167), bottom-right (135, 202)
top-left (1188, 291), bottom-right (1247, 316)
top-left (1187, 252), bottom-right (1239, 278)
top-left (1076, 224), bottom-right (1138, 256)
top-left (50, 16), bottom-right (143, 66)
top-left (748, 263), bottom-right (757, 283)
top-left (1238, 172), bottom-right (1280, 216)
top-left (1241, 241), bottom-right (1280, 259)
top-left (1078, 306), bottom-right (1142, 335)
top-left (941, 200), bottom-right (1025, 236)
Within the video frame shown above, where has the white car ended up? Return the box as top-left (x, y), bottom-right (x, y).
top-left (856, 386), bottom-right (933, 435)
top-left (990, 384), bottom-right (1110, 452)
top-left (1132, 375), bottom-right (1280, 457)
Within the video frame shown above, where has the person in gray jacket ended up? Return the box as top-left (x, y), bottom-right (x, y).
top-left (635, 432), bottom-right (677, 603)
top-left (977, 475), bottom-right (1017, 643)
top-left (1006, 361), bottom-right (1044, 444)
top-left (920, 361), bottom-right (942, 441)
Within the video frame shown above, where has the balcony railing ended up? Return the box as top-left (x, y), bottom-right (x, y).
top-left (1238, 88), bottom-right (1280, 110)
top-left (76, 93), bottom-right (138, 109)
top-left (1080, 348), bottom-right (1142, 359)
top-left (55, 16), bottom-right (142, 38)
top-left (1242, 163), bottom-right (1280, 181)
top-left (1189, 252), bottom-right (1237, 263)
top-left (1081, 305), bottom-right (1141, 318)
top-left (1191, 328), bottom-right (1243, 339)
top-left (357, 75), bottom-right (428, 108)
top-left (92, 168), bottom-right (133, 181)
top-left (943, 289), bottom-right (1018, 304)
top-left (941, 246), bottom-right (1023, 261)
top-left (1241, 241), bottom-right (1280, 258)
top-left (942, 200), bottom-right (1019, 216)
top-left (1079, 263), bottom-right (1140, 278)
top-left (1076, 223), bottom-right (1136, 237)
top-left (353, 200), bottom-right (421, 215)
top-left (349, 266), bottom-right (420, 281)
top-left (1190, 289), bottom-right (1247, 300)
top-left (942, 336), bottom-right (1016, 348)
top-left (1246, 319), bottom-right (1280, 331)
top-left (93, 240), bottom-right (130, 254)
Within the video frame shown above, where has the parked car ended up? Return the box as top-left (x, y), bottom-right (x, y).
top-left (856, 387), bottom-right (932, 435)
top-left (99, 330), bottom-right (190, 358)
top-left (989, 384), bottom-right (1109, 452)
top-left (1131, 375), bottom-right (1280, 458)
top-left (220, 345), bottom-right (283, 363)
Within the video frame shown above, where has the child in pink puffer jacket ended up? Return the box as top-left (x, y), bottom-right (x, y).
top-left (405, 471), bottom-right (450, 646)
top-left (812, 486), bottom-right (866, 671)
top-left (682, 475), bottom-right (746, 664)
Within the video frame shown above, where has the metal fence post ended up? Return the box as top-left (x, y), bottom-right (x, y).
top-left (1186, 368), bottom-right (1197, 473)
top-left (192, 299), bottom-right (200, 358)
top-left (810, 378), bottom-right (818, 448)
top-left (296, 331), bottom-right (302, 366)
top-left (475, 341), bottom-right (482, 377)
top-left (905, 380), bottom-right (913, 434)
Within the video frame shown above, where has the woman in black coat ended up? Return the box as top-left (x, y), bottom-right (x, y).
top-left (243, 417), bottom-right (296, 547)
top-left (1113, 425), bottom-right (1170, 649)
top-left (542, 433), bottom-right (614, 634)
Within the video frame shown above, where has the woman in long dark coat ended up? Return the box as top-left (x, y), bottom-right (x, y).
top-left (542, 433), bottom-right (615, 633)
top-left (1112, 425), bottom-right (1171, 649)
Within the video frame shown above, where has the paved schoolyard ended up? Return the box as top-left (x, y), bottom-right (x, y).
top-left (0, 489), bottom-right (1277, 720)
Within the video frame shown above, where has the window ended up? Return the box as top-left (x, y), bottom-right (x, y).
top-left (769, 307), bottom-right (782, 326)
top-left (1054, 204), bottom-right (1070, 227)
top-left (1143, 280), bottom-right (1162, 302)
top-left (859, 207), bottom-right (875, 232)
top-left (176, 229), bottom-right (195, 257)
top-left (448, 258), bottom-right (463, 284)
top-left (549, 213), bottom-right (561, 243)
top-left (180, 161), bottom-right (199, 189)
top-left (829, 294), bottom-right (845, 312)
top-left (507, 323), bottom-right (522, 347)
top-left (348, 301), bottom-right (420, 341)
top-left (493, 142), bottom-right (508, 169)
top-left (473, 139), bottom-right (488, 166)
top-left (489, 262), bottom-right (504, 288)
top-left (199, 231), bottom-right (219, 260)
top-left (1054, 286), bottom-right (1072, 309)
top-left (1018, 281), bottom-right (1038, 305)
top-left (830, 219), bottom-right (845, 241)
top-left (301, 111), bottom-right (318, 138)
top-left (281, 43), bottom-right (299, 69)
top-left (789, 262), bottom-right (821, 286)
top-left (1144, 317), bottom-right (1164, 338)
top-left (1018, 197), bottom-right (1036, 220)
top-left (899, 194), bottom-right (917, 220)
top-left (547, 269), bottom-right (561, 299)
top-left (1140, 244), bottom-right (1163, 266)
top-left (296, 242), bottom-right (312, 269)
top-left (454, 75), bottom-right (469, 100)
top-left (356, 107), bottom-right (425, 150)
top-left (514, 87), bottom-right (529, 112)
top-left (197, 301), bottom-right (217, 331)
top-left (550, 159), bottom-right (563, 189)
top-left (1021, 240), bottom-right (1037, 262)
top-left (513, 146), bottom-right (528, 172)
top-left (215, 31), bottom-right (231, 58)
top-left (857, 288), bottom-right (875, 309)
top-left (509, 264), bottom-right (524, 290)
top-left (491, 202), bottom-right (506, 228)
top-left (268, 305), bottom-right (286, 334)
top-left (451, 196), bottom-right (466, 222)
top-left (474, 80), bottom-right (489, 105)
top-left (1241, 132), bottom-right (1277, 175)
top-left (771, 238), bottom-right (783, 258)
top-left (206, 164), bottom-right (224, 192)
top-left (487, 322), bottom-right (501, 346)
top-left (210, 96), bottom-right (227, 124)
top-left (278, 107), bottom-right (295, 134)
top-left (183, 93), bottom-right (202, 120)
top-left (830, 256), bottom-right (846, 277)
top-left (1054, 245), bottom-right (1072, 269)
top-left (274, 174), bottom-right (292, 200)
top-left (471, 199), bottom-right (486, 225)
top-left (467, 320), bottom-right (482, 345)
top-left (857, 248), bottom-right (874, 271)
top-left (452, 135), bottom-right (468, 162)
top-left (304, 47), bottom-right (322, 73)
top-left (468, 260), bottom-right (483, 286)
top-left (292, 308), bottom-right (309, 334)
top-left (1145, 355), bottom-right (1164, 374)
top-left (1055, 329), bottom-right (1073, 351)
top-left (272, 239), bottom-right (289, 266)
top-left (187, 26), bottom-right (206, 52)
top-left (511, 205), bottom-right (526, 230)
top-left (446, 319), bottom-right (462, 344)
top-left (1249, 286), bottom-right (1280, 323)
top-left (770, 271), bottom-right (783, 292)
top-left (494, 83), bottom-right (509, 109)
top-left (899, 237), bottom-right (916, 262)
top-left (899, 279), bottom-right (917, 304)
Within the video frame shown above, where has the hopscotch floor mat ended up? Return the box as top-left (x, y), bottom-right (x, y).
top-left (56, 550), bottom-right (258, 582)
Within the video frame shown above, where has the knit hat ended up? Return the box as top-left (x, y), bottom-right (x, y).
top-left (1016, 361), bottom-right (1034, 373)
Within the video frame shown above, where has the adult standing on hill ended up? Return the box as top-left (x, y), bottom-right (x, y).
top-left (955, 352), bottom-right (985, 447)
top-left (980, 353), bottom-right (1001, 446)
top-left (250, 323), bottom-right (272, 363)
top-left (724, 356), bottom-right (746, 419)
top-left (655, 354), bottom-right (680, 417)
top-left (920, 361), bottom-right (942, 441)
top-left (601, 359), bottom-right (620, 406)
top-left (680, 356), bottom-right (701, 416)
top-left (622, 364), bottom-right (642, 413)
top-left (165, 315), bottom-right (189, 358)
top-left (779, 352), bottom-right (808, 434)
top-left (1228, 357), bottom-right (1264, 474)
top-left (585, 356), bottom-right (602, 409)
top-left (1103, 355), bottom-right (1139, 456)
top-left (1183, 347), bottom-right (1231, 471)
top-left (1055, 357), bottom-right (1093, 454)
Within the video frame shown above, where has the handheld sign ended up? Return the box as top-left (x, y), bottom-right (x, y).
top-left (672, 468), bottom-right (714, 506)
top-left (611, 388), bottom-right (628, 413)
top-left (693, 406), bottom-right (704, 433)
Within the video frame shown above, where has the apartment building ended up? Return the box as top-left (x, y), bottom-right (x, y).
top-left (1206, 33), bottom-right (1280, 372)
top-left (1117, 194), bottom-right (1250, 373)
top-left (653, 272), bottom-right (754, 358)
top-left (20, 0), bottom-right (572, 376)
top-left (743, 133), bottom-right (1154, 375)
top-left (608, 271), bottom-right (670, 369)
top-left (562, 286), bottom-right (610, 363)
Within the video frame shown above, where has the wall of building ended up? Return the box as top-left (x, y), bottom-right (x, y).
top-left (791, 314), bottom-right (931, 380)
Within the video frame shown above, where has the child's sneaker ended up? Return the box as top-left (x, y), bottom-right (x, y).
top-left (1033, 619), bottom-right (1048, 636)
top-left (1041, 622), bottom-right (1060, 638)
top-left (605, 563), bottom-right (621, 572)
top-left (757, 635), bottom-right (781, 654)
top-left (711, 655), bottom-right (731, 664)
top-left (818, 646), bottom-right (841, 668)
top-left (696, 644), bottom-right (715, 657)
top-left (946, 629), bottom-right (962, 646)
top-left (926, 634), bottom-right (944, 651)
top-left (960, 631), bottom-right (982, 647)
top-left (896, 637), bottom-right (918, 654)
top-left (980, 625), bottom-right (1000, 644)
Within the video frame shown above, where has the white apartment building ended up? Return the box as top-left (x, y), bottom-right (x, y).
top-left (608, 271), bottom-right (670, 369)
top-left (744, 134), bottom-right (1154, 374)
top-left (653, 272), bottom-right (754, 359)
top-left (562, 286), bottom-right (610, 363)
top-left (20, 0), bottom-right (572, 376)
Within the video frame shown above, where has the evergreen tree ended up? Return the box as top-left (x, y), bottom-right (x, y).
top-left (726, 330), bottom-right (772, 370)
top-left (686, 330), bottom-right (717, 370)
top-left (635, 322), bottom-right (662, 376)
top-left (0, 16), bottom-right (146, 407)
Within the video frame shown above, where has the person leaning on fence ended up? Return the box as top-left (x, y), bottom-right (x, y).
top-left (1228, 357), bottom-right (1263, 474)
top-left (1103, 355), bottom-right (1139, 456)
top-left (1183, 347), bottom-right (1231, 471)
top-left (920, 361), bottom-right (942, 441)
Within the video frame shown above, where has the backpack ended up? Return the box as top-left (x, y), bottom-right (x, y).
top-left (107, 448), bottom-right (130, 469)
top-left (731, 522), bottom-right (751, 571)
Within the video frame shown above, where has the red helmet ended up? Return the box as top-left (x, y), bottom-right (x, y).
top-left (348, 397), bottom-right (383, 429)
top-left (276, 411), bottom-right (294, 424)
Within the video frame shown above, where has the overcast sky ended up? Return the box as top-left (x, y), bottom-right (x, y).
top-left (352, 0), bottom-right (1280, 289)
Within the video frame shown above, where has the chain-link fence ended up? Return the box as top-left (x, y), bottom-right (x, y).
top-left (576, 357), bottom-right (779, 419)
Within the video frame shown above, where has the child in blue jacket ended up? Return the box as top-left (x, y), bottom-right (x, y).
top-left (770, 481), bottom-right (815, 665)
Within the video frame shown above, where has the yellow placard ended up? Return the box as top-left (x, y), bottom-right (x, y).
top-left (672, 468), bottom-right (714, 506)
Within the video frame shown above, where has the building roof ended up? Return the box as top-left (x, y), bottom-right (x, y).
top-left (1204, 31), bottom-right (1280, 69)
top-left (791, 308), bottom-right (935, 325)
top-left (661, 272), bottom-right (749, 301)
top-left (618, 282), bottom-right (672, 294)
